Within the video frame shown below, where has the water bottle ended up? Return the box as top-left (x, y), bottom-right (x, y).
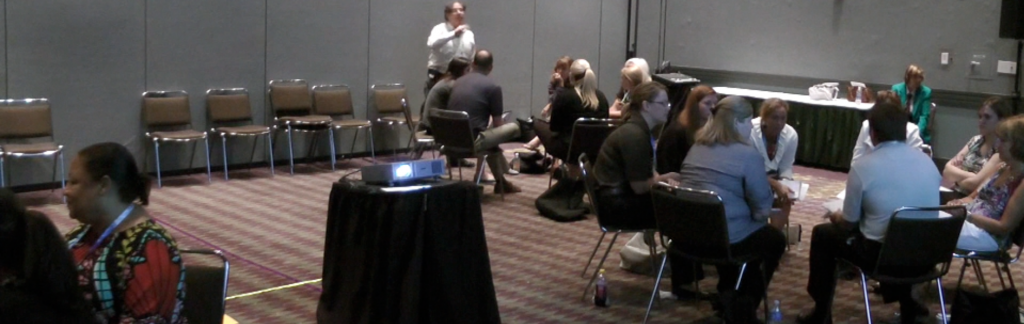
top-left (769, 300), bottom-right (783, 323)
top-left (855, 87), bottom-right (863, 103)
top-left (594, 269), bottom-right (608, 307)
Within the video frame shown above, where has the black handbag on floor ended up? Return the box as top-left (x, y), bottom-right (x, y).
top-left (950, 287), bottom-right (1020, 324)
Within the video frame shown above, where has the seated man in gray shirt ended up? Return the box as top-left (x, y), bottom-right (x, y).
top-left (799, 101), bottom-right (940, 324)
top-left (447, 50), bottom-right (521, 193)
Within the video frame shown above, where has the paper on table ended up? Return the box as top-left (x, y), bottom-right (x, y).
top-left (779, 179), bottom-right (810, 200)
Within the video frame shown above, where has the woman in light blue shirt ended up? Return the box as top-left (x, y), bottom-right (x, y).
top-left (678, 96), bottom-right (785, 323)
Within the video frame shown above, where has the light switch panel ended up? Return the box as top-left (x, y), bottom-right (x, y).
top-left (997, 60), bottom-right (1017, 74)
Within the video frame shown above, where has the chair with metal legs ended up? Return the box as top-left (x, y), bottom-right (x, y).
top-left (577, 153), bottom-right (660, 300)
top-left (838, 206), bottom-right (966, 324)
top-left (0, 99), bottom-right (65, 202)
top-left (141, 91), bottom-right (212, 188)
top-left (180, 249), bottom-right (230, 324)
top-left (312, 84), bottom-right (375, 165)
top-left (427, 108), bottom-right (507, 200)
top-left (370, 83), bottom-right (415, 160)
top-left (206, 88), bottom-right (274, 179)
top-left (953, 211), bottom-right (1024, 292)
top-left (645, 183), bottom-right (769, 324)
top-left (267, 79), bottom-right (334, 174)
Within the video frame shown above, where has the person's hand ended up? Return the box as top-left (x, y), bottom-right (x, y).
top-left (948, 198), bottom-right (971, 206)
top-left (656, 172), bottom-right (682, 186)
top-left (827, 210), bottom-right (844, 224)
top-left (454, 25), bottom-right (468, 36)
top-left (771, 181), bottom-right (794, 206)
top-left (610, 100), bottom-right (624, 113)
top-left (551, 73), bottom-right (563, 87)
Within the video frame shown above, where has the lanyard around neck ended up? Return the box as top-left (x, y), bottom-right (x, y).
top-left (85, 204), bottom-right (136, 256)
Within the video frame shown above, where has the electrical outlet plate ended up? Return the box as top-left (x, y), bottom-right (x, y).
top-left (941, 52), bottom-right (950, 65)
top-left (997, 60), bottom-right (1017, 74)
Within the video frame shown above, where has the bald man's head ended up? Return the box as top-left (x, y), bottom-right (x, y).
top-left (473, 50), bottom-right (493, 75)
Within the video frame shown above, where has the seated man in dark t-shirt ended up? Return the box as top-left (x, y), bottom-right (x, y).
top-left (448, 50), bottom-right (522, 194)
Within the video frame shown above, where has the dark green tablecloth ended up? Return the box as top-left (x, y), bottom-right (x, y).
top-left (746, 98), bottom-right (867, 170)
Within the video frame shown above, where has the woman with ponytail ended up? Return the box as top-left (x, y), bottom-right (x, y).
top-left (64, 142), bottom-right (185, 324)
top-left (547, 59), bottom-right (610, 160)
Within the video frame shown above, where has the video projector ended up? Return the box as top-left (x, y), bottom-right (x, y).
top-left (360, 158), bottom-right (446, 186)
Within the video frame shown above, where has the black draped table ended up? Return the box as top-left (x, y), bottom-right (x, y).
top-left (317, 180), bottom-right (501, 324)
top-left (715, 87), bottom-right (873, 170)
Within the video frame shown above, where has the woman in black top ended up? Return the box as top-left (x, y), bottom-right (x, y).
top-left (547, 58), bottom-right (609, 161)
top-left (0, 189), bottom-right (96, 323)
top-left (656, 85), bottom-right (717, 174)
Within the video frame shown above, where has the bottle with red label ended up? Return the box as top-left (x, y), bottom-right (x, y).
top-left (594, 268), bottom-right (608, 307)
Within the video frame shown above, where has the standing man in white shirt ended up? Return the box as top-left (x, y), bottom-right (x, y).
top-left (426, 2), bottom-right (475, 96)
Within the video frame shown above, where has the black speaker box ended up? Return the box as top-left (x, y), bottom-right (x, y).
top-left (1001, 0), bottom-right (1024, 39)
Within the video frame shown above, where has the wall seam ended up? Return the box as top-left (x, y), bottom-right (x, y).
top-left (530, 0), bottom-right (537, 114)
top-left (143, 0), bottom-right (147, 90)
top-left (4, 0), bottom-right (8, 96)
top-left (263, 0), bottom-right (268, 122)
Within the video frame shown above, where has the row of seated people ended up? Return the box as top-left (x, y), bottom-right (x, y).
top-left (589, 79), bottom-right (1024, 323)
top-left (1, 143), bottom-right (187, 323)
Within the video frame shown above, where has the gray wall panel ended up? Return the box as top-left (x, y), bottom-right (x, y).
top-left (599, 0), bottom-right (628, 100)
top-left (146, 0), bottom-right (267, 171)
top-left (6, 0), bottom-right (145, 186)
top-left (472, 0), bottom-right (535, 118)
top-left (532, 0), bottom-right (602, 116)
top-left (0, 0), bottom-right (6, 99)
top-left (267, 0), bottom-right (370, 158)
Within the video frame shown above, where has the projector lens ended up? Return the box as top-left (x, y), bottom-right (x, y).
top-left (395, 164), bottom-right (413, 178)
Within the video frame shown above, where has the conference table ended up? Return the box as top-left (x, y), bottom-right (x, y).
top-left (317, 180), bottom-right (501, 324)
top-left (714, 87), bottom-right (873, 170)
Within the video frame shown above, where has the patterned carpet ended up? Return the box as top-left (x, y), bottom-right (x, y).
top-left (17, 148), bottom-right (1022, 324)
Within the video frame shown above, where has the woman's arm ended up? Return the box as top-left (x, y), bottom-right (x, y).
top-left (968, 180), bottom-right (1024, 237)
top-left (609, 99), bottom-right (623, 118)
top-left (743, 149), bottom-right (775, 221)
top-left (943, 141), bottom-right (973, 183)
top-left (958, 154), bottom-right (1003, 193)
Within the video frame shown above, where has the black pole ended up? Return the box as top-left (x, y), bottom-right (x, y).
top-left (1015, 40), bottom-right (1023, 114)
top-left (626, 0), bottom-right (633, 59)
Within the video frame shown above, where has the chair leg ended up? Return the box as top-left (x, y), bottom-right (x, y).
top-left (937, 277), bottom-right (949, 324)
top-left (59, 151), bottom-right (66, 204)
top-left (644, 253), bottom-right (670, 324)
top-left (328, 128), bottom-right (337, 171)
top-left (187, 140), bottom-right (198, 173)
top-left (222, 136), bottom-right (230, 180)
top-left (1005, 263), bottom-right (1016, 289)
top-left (287, 125), bottom-right (295, 175)
top-left (582, 232), bottom-right (620, 301)
top-left (248, 134), bottom-right (259, 172)
top-left (956, 259), bottom-right (969, 290)
top-left (349, 127), bottom-right (360, 161)
top-left (735, 262), bottom-right (749, 291)
top-left (267, 132), bottom-right (275, 175)
top-left (0, 154), bottom-right (5, 187)
top-left (645, 232), bottom-right (660, 307)
top-left (995, 262), bottom-right (1008, 290)
top-left (155, 141), bottom-right (163, 188)
top-left (859, 272), bottom-right (873, 324)
top-left (581, 232), bottom-right (608, 278)
top-left (972, 259), bottom-right (989, 292)
top-left (50, 152), bottom-right (58, 199)
top-left (367, 127), bottom-right (376, 164)
top-left (204, 137), bottom-right (212, 184)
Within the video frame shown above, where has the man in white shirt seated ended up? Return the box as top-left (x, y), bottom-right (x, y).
top-left (850, 90), bottom-right (925, 163)
top-left (799, 101), bottom-right (940, 324)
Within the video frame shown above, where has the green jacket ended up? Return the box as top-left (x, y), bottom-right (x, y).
top-left (891, 82), bottom-right (932, 143)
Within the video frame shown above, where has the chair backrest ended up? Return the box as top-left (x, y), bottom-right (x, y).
top-left (371, 83), bottom-right (408, 115)
top-left (312, 84), bottom-right (355, 117)
top-left (651, 183), bottom-right (734, 260)
top-left (566, 118), bottom-right (622, 165)
top-left (268, 79), bottom-right (312, 117)
top-left (206, 88), bottom-right (253, 124)
top-left (142, 91), bottom-right (192, 128)
top-left (873, 206), bottom-right (965, 272)
top-left (428, 108), bottom-right (476, 155)
top-left (0, 99), bottom-right (52, 140)
top-left (180, 249), bottom-right (229, 324)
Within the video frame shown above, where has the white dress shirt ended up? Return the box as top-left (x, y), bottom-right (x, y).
top-left (843, 141), bottom-right (940, 241)
top-left (427, 22), bottom-right (475, 72)
top-left (850, 120), bottom-right (924, 163)
top-left (750, 117), bottom-right (799, 179)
